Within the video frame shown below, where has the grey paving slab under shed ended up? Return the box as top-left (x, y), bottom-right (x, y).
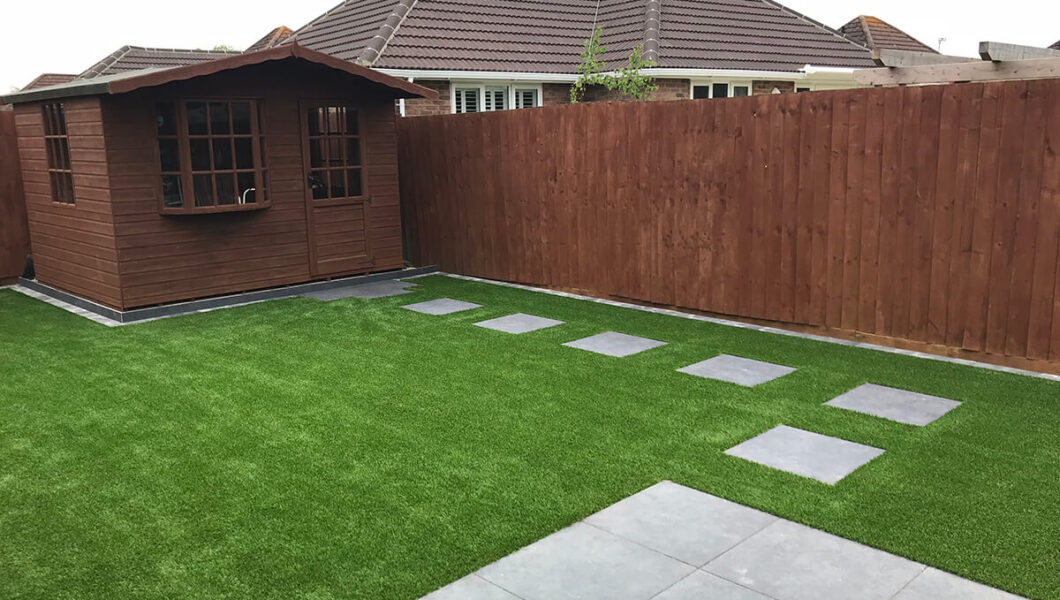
top-left (418, 481), bottom-right (1026, 600)
top-left (723, 425), bottom-right (884, 485)
top-left (893, 567), bottom-right (1025, 600)
top-left (421, 574), bottom-right (520, 600)
top-left (302, 280), bottom-right (416, 301)
top-left (475, 522), bottom-right (695, 600)
top-left (653, 571), bottom-right (772, 600)
top-left (678, 354), bottom-right (796, 387)
top-left (824, 384), bottom-right (962, 426)
top-left (562, 331), bottom-right (667, 357)
top-left (402, 298), bottom-right (482, 315)
top-left (474, 313), bottom-right (564, 334)
top-left (584, 480), bottom-right (777, 566)
top-left (705, 519), bottom-right (925, 600)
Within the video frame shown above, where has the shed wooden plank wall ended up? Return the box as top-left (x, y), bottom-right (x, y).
top-left (399, 78), bottom-right (1060, 366)
top-left (14, 98), bottom-right (122, 307)
top-left (0, 107), bottom-right (30, 282)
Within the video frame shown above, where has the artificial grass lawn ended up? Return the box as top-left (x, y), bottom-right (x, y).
top-left (0, 275), bottom-right (1057, 600)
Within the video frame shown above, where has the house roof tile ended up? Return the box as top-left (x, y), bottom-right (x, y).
top-left (77, 46), bottom-right (243, 79)
top-left (246, 26), bottom-right (294, 52)
top-left (22, 73), bottom-right (77, 90)
top-left (838, 15), bottom-right (937, 54)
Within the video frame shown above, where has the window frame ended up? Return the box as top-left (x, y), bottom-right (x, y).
top-left (155, 97), bottom-right (271, 215)
top-left (301, 102), bottom-right (368, 207)
top-left (42, 102), bottom-right (75, 206)
top-left (690, 80), bottom-right (754, 100)
top-left (450, 82), bottom-right (544, 114)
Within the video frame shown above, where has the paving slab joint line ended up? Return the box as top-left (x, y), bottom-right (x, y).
top-left (886, 565), bottom-right (930, 600)
top-left (472, 573), bottom-right (527, 600)
top-left (441, 273), bottom-right (1060, 383)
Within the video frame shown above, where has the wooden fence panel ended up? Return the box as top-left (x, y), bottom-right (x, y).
top-left (398, 78), bottom-right (1060, 366)
top-left (0, 107), bottom-right (30, 282)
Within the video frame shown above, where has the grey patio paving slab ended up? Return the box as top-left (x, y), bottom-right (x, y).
top-left (562, 331), bottom-right (667, 357)
top-left (402, 298), bottom-right (483, 315)
top-left (475, 522), bottom-right (695, 600)
top-left (652, 571), bottom-right (772, 600)
top-left (584, 481), bottom-right (777, 566)
top-left (824, 384), bottom-right (962, 426)
top-left (677, 354), bottom-right (796, 387)
top-left (421, 574), bottom-right (521, 600)
top-left (892, 567), bottom-right (1025, 600)
top-left (704, 520), bottom-right (925, 600)
top-left (474, 313), bottom-right (564, 334)
top-left (723, 425), bottom-right (884, 485)
top-left (303, 280), bottom-right (415, 301)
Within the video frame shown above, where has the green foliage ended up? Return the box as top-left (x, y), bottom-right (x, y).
top-left (212, 44), bottom-right (238, 52)
top-left (570, 27), bottom-right (659, 103)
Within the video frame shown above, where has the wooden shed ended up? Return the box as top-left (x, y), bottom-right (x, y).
top-left (1, 45), bottom-right (435, 310)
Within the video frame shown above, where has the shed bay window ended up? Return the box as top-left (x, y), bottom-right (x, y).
top-left (155, 100), bottom-right (268, 213)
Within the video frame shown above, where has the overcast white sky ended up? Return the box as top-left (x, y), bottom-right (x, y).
top-left (2, 0), bottom-right (1058, 91)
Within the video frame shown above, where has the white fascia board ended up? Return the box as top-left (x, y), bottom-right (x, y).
top-left (376, 69), bottom-right (579, 82)
top-left (377, 66), bottom-right (857, 84)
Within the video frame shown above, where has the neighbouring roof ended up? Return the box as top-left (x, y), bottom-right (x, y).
top-left (1051, 39), bottom-right (1060, 50)
top-left (246, 26), bottom-right (294, 52)
top-left (839, 15), bottom-right (937, 54)
top-left (289, 0), bottom-right (875, 74)
top-left (22, 73), bottom-right (77, 90)
top-left (0, 45), bottom-right (437, 105)
top-left (77, 45), bottom-right (243, 79)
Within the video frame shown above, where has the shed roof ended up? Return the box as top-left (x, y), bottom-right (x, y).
top-left (289, 0), bottom-right (874, 74)
top-left (838, 15), bottom-right (937, 54)
top-left (0, 44), bottom-right (437, 105)
top-left (78, 46), bottom-right (243, 79)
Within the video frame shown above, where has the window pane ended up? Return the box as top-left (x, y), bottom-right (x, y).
top-left (515, 89), bottom-right (538, 109)
top-left (346, 138), bottom-right (361, 166)
top-left (159, 138), bottom-right (180, 172)
top-left (237, 172), bottom-right (256, 204)
top-left (190, 139), bottom-right (211, 171)
top-left (712, 83), bottom-right (728, 98)
top-left (733, 86), bottom-right (750, 97)
top-left (692, 85), bottom-right (710, 100)
top-left (193, 174), bottom-right (214, 206)
top-left (327, 107), bottom-right (343, 134)
top-left (485, 87), bottom-right (507, 111)
top-left (455, 88), bottom-right (479, 113)
top-left (186, 102), bottom-right (207, 135)
top-left (347, 168), bottom-right (362, 197)
top-left (209, 102), bottom-right (230, 134)
top-left (234, 138), bottom-right (254, 170)
top-left (212, 139), bottom-right (233, 170)
top-left (308, 171), bottom-right (327, 199)
top-left (796, 87), bottom-right (811, 93)
top-left (50, 172), bottom-right (73, 204)
top-left (309, 138), bottom-right (325, 168)
top-left (216, 174), bottom-right (236, 205)
top-left (307, 108), bottom-right (323, 136)
top-left (156, 103), bottom-right (177, 135)
top-left (46, 138), bottom-right (60, 169)
top-left (327, 138), bottom-right (344, 166)
top-left (231, 102), bottom-right (252, 134)
top-left (329, 169), bottom-right (346, 198)
top-left (161, 175), bottom-right (183, 207)
top-left (345, 110), bottom-right (358, 135)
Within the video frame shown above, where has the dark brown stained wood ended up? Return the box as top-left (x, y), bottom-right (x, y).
top-left (0, 109), bottom-right (30, 282)
top-left (399, 78), bottom-right (1060, 368)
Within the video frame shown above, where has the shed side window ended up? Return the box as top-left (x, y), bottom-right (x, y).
top-left (155, 100), bottom-right (268, 213)
top-left (42, 103), bottom-right (74, 204)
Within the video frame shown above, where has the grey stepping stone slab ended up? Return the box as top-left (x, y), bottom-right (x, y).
top-left (584, 481), bottom-right (777, 566)
top-left (825, 383), bottom-right (961, 426)
top-left (421, 574), bottom-right (520, 600)
top-left (303, 280), bottom-right (414, 301)
top-left (654, 571), bottom-right (772, 600)
top-left (677, 354), bottom-right (796, 387)
top-left (893, 567), bottom-right (1026, 600)
top-left (475, 522), bottom-right (694, 600)
top-left (402, 298), bottom-right (482, 315)
top-left (562, 331), bottom-right (667, 357)
top-left (704, 520), bottom-right (925, 600)
top-left (724, 425), bottom-right (884, 485)
top-left (474, 313), bottom-right (564, 334)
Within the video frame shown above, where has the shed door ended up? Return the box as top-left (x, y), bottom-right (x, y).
top-left (301, 103), bottom-right (372, 277)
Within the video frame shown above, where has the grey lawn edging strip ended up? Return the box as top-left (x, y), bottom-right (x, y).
top-left (440, 273), bottom-right (1060, 383)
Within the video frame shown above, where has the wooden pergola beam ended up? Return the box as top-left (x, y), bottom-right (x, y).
top-left (854, 56), bottom-right (1060, 86)
top-left (979, 41), bottom-right (1060, 61)
top-left (871, 49), bottom-right (977, 68)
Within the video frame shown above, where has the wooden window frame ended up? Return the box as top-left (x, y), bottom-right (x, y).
top-left (156, 98), bottom-right (271, 215)
top-left (42, 102), bottom-right (74, 205)
top-left (303, 103), bottom-right (368, 207)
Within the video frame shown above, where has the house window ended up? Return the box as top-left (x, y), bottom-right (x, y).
top-left (42, 103), bottom-right (74, 204)
top-left (796, 86), bottom-right (812, 93)
top-left (514, 88), bottom-right (540, 109)
top-left (453, 84), bottom-right (543, 113)
top-left (306, 105), bottom-right (363, 200)
top-left (484, 86), bottom-right (508, 111)
top-left (454, 88), bottom-right (480, 113)
top-left (692, 83), bottom-right (751, 100)
top-left (155, 100), bottom-right (268, 213)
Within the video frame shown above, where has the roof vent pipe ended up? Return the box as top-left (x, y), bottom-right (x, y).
top-left (643, 0), bottom-right (661, 64)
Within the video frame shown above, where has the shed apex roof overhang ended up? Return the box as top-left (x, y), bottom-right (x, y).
top-left (0, 44), bottom-right (438, 105)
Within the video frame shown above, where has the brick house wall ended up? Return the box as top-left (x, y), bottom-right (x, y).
top-left (403, 80), bottom-right (451, 117)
